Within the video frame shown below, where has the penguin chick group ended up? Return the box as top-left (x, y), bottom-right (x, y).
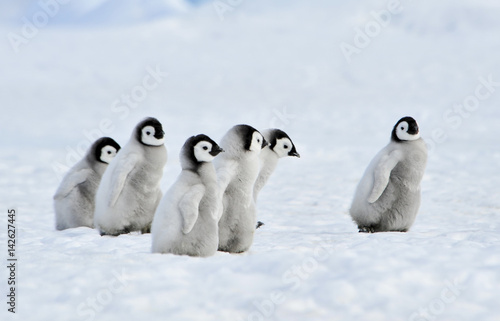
top-left (152, 125), bottom-right (300, 256)
top-left (54, 117), bottom-right (168, 236)
top-left (53, 118), bottom-right (299, 257)
top-left (54, 115), bottom-right (428, 257)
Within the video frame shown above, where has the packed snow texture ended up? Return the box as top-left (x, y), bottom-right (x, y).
top-left (1, 0), bottom-right (500, 320)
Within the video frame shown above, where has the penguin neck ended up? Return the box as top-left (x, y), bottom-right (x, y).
top-left (198, 162), bottom-right (217, 184)
top-left (241, 148), bottom-right (261, 162)
top-left (132, 138), bottom-right (167, 168)
top-left (85, 153), bottom-right (107, 176)
top-left (259, 148), bottom-right (279, 177)
top-left (401, 137), bottom-right (427, 155)
top-left (221, 147), bottom-right (260, 166)
top-left (184, 162), bottom-right (217, 185)
top-left (390, 137), bottom-right (424, 146)
top-left (93, 162), bottom-right (108, 176)
top-left (253, 148), bottom-right (279, 201)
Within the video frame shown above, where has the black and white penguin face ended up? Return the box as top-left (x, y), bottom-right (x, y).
top-left (94, 137), bottom-right (121, 164)
top-left (392, 117), bottom-right (421, 142)
top-left (267, 129), bottom-right (300, 158)
top-left (194, 140), bottom-right (224, 163)
top-left (182, 134), bottom-right (223, 167)
top-left (231, 125), bottom-right (268, 154)
top-left (249, 131), bottom-right (268, 153)
top-left (136, 117), bottom-right (165, 146)
top-left (100, 145), bottom-right (119, 164)
top-left (273, 137), bottom-right (300, 158)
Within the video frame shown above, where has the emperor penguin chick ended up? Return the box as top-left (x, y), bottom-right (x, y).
top-left (254, 129), bottom-right (300, 202)
top-left (349, 116), bottom-right (427, 233)
top-left (54, 137), bottom-right (120, 230)
top-left (151, 135), bottom-right (224, 257)
top-left (94, 117), bottom-right (167, 236)
top-left (215, 124), bottom-right (268, 253)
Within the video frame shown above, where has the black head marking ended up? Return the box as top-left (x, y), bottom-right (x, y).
top-left (233, 124), bottom-right (262, 151)
top-left (268, 129), bottom-right (300, 157)
top-left (92, 137), bottom-right (121, 163)
top-left (391, 116), bottom-right (419, 142)
top-left (268, 129), bottom-right (288, 150)
top-left (135, 117), bottom-right (165, 144)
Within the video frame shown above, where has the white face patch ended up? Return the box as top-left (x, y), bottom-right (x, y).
top-left (100, 146), bottom-right (118, 164)
top-left (249, 132), bottom-right (264, 153)
top-left (273, 138), bottom-right (293, 158)
top-left (194, 141), bottom-right (215, 163)
top-left (141, 125), bottom-right (165, 146)
top-left (396, 121), bottom-right (421, 141)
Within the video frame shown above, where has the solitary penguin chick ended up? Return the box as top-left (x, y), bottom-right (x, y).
top-left (94, 117), bottom-right (167, 236)
top-left (254, 128), bottom-right (300, 202)
top-left (54, 137), bottom-right (120, 230)
top-left (151, 134), bottom-right (224, 257)
top-left (215, 124), bottom-right (268, 253)
top-left (349, 116), bottom-right (427, 233)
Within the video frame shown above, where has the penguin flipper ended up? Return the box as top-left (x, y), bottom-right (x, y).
top-left (216, 159), bottom-right (238, 193)
top-left (179, 184), bottom-right (205, 234)
top-left (253, 171), bottom-right (266, 202)
top-left (368, 150), bottom-right (403, 203)
top-left (215, 160), bottom-right (238, 220)
top-left (253, 156), bottom-right (267, 201)
top-left (53, 169), bottom-right (92, 200)
top-left (108, 154), bottom-right (139, 207)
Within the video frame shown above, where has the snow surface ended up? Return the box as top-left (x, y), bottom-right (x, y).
top-left (1, 0), bottom-right (500, 320)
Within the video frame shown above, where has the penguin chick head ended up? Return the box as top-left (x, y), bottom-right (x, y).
top-left (392, 117), bottom-right (421, 142)
top-left (135, 117), bottom-right (165, 147)
top-left (91, 137), bottom-right (121, 164)
top-left (267, 129), bottom-right (300, 158)
top-left (181, 134), bottom-right (224, 170)
top-left (238, 124), bottom-right (268, 152)
top-left (220, 125), bottom-right (267, 157)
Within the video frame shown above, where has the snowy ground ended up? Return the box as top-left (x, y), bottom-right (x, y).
top-left (1, 0), bottom-right (500, 320)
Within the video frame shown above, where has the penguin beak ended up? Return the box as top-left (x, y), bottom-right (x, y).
top-left (262, 138), bottom-right (268, 149)
top-left (408, 124), bottom-right (419, 135)
top-left (289, 146), bottom-right (300, 158)
top-left (154, 128), bottom-right (165, 139)
top-left (210, 146), bottom-right (224, 156)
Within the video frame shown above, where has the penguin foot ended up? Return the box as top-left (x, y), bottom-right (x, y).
top-left (358, 226), bottom-right (375, 233)
top-left (100, 231), bottom-right (120, 237)
top-left (256, 221), bottom-right (265, 229)
top-left (100, 226), bottom-right (132, 236)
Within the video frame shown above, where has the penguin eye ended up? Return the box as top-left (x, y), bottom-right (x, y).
top-left (107, 151), bottom-right (112, 154)
top-left (284, 145), bottom-right (289, 149)
top-left (146, 131), bottom-right (151, 135)
top-left (400, 126), bottom-right (404, 130)
top-left (203, 146), bottom-right (208, 150)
